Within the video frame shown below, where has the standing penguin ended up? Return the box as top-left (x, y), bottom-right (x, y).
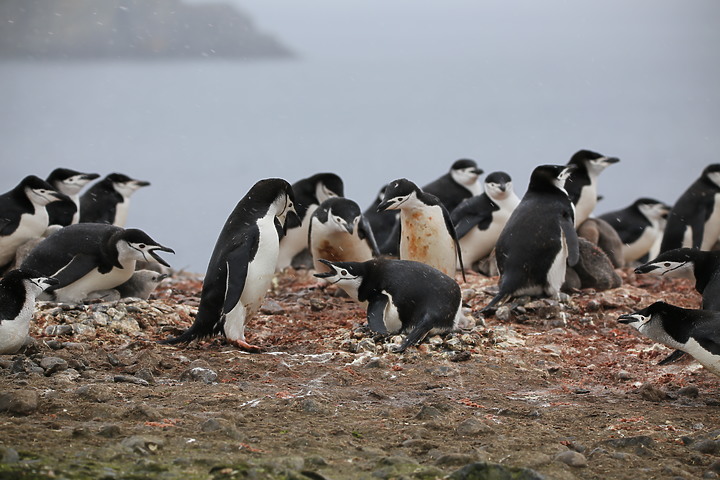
top-left (21, 223), bottom-right (174, 303)
top-left (0, 175), bottom-right (65, 269)
top-left (599, 198), bottom-right (671, 265)
top-left (451, 171), bottom-right (520, 268)
top-left (79, 173), bottom-right (150, 226)
top-left (45, 168), bottom-right (100, 227)
top-left (483, 165), bottom-right (579, 311)
top-left (276, 173), bottom-right (343, 271)
top-left (422, 159), bottom-right (484, 213)
top-left (314, 258), bottom-right (468, 352)
top-left (0, 269), bottom-right (58, 354)
top-left (377, 178), bottom-right (464, 278)
top-left (619, 302), bottom-right (720, 377)
top-left (363, 185), bottom-right (399, 253)
top-left (163, 179), bottom-right (296, 351)
top-left (309, 197), bottom-right (379, 272)
top-left (564, 149), bottom-right (620, 227)
top-left (660, 164), bottom-right (720, 253)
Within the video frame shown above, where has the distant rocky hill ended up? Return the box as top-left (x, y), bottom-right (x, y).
top-left (0, 0), bottom-right (294, 60)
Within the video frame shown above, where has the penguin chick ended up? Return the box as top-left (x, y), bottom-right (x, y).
top-left (79, 173), bottom-right (150, 226)
top-left (0, 269), bottom-right (58, 354)
top-left (116, 270), bottom-right (170, 300)
top-left (45, 168), bottom-right (100, 227)
top-left (451, 171), bottom-right (520, 269)
top-left (314, 258), bottom-right (467, 352)
top-left (619, 302), bottom-right (720, 377)
top-left (564, 149), bottom-right (620, 227)
top-left (0, 175), bottom-right (66, 269)
top-left (377, 178), bottom-right (464, 278)
top-left (277, 172), bottom-right (344, 271)
top-left (21, 223), bottom-right (174, 303)
top-left (422, 158), bottom-right (484, 213)
top-left (309, 197), bottom-right (379, 272)
top-left (599, 198), bottom-right (670, 264)
top-left (484, 164), bottom-right (579, 312)
top-left (660, 164), bottom-right (720, 253)
top-left (163, 178), bottom-right (296, 351)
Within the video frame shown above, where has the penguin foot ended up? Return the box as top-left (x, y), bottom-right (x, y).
top-left (227, 338), bottom-right (265, 353)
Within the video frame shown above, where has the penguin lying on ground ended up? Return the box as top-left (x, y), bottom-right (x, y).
top-left (0, 269), bottom-right (58, 354)
top-left (564, 149), bottom-right (620, 227)
top-left (619, 302), bottom-right (720, 377)
top-left (377, 178), bottom-right (464, 278)
top-left (21, 223), bottom-right (174, 303)
top-left (45, 168), bottom-right (100, 227)
top-left (163, 178), bottom-right (296, 351)
top-left (80, 173), bottom-right (150, 226)
top-left (635, 248), bottom-right (720, 365)
top-left (660, 164), bottom-right (720, 253)
top-left (598, 198), bottom-right (670, 265)
top-left (363, 185), bottom-right (398, 253)
top-left (314, 258), bottom-right (469, 352)
top-left (0, 176), bottom-right (66, 270)
top-left (422, 159), bottom-right (484, 213)
top-left (451, 171), bottom-right (520, 269)
top-left (276, 173), bottom-right (343, 271)
top-left (483, 164), bottom-right (579, 312)
top-left (117, 270), bottom-right (169, 300)
top-left (309, 197), bottom-right (379, 272)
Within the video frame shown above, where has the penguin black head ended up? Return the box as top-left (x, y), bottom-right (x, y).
top-left (16, 175), bottom-right (67, 206)
top-left (527, 165), bottom-right (575, 193)
top-left (116, 229), bottom-right (175, 268)
top-left (618, 301), bottom-right (679, 330)
top-left (315, 197), bottom-right (361, 234)
top-left (308, 173), bottom-right (344, 203)
top-left (568, 149), bottom-right (621, 173)
top-left (632, 197), bottom-right (671, 221)
top-left (376, 178), bottom-right (422, 212)
top-left (313, 259), bottom-right (366, 286)
top-left (46, 168), bottom-right (100, 194)
top-left (450, 158), bottom-right (483, 183)
top-left (634, 248), bottom-right (697, 276)
top-left (484, 171), bottom-right (513, 199)
top-left (247, 178), bottom-right (297, 231)
top-left (702, 164), bottom-right (720, 187)
top-left (104, 173), bottom-right (151, 195)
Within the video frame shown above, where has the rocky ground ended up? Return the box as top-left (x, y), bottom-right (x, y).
top-left (1, 268), bottom-right (719, 480)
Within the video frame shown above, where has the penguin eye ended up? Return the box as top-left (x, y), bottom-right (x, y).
top-left (664, 262), bottom-right (670, 267)
top-left (139, 244), bottom-right (146, 249)
top-left (341, 270), bottom-right (348, 276)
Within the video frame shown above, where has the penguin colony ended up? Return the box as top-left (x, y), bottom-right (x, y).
top-left (2, 156), bottom-right (720, 381)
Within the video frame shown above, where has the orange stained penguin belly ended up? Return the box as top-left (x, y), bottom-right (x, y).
top-left (400, 209), bottom-right (456, 276)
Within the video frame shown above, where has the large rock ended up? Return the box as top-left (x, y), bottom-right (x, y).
top-left (0, 390), bottom-right (39, 415)
top-left (448, 461), bottom-right (545, 480)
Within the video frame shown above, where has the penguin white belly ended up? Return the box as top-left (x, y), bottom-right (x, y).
top-left (114, 199), bottom-right (130, 227)
top-left (70, 194), bottom-right (81, 224)
top-left (0, 210), bottom-right (49, 266)
top-left (51, 261), bottom-right (137, 303)
top-left (458, 218), bottom-right (506, 266)
top-left (623, 226), bottom-right (659, 263)
top-left (701, 194), bottom-right (720, 250)
top-left (0, 296), bottom-right (35, 354)
top-left (545, 230), bottom-right (569, 297)
top-left (574, 183), bottom-right (597, 227)
top-left (683, 338), bottom-right (720, 376)
top-left (381, 291), bottom-right (403, 334)
top-left (277, 205), bottom-right (317, 270)
top-left (224, 215), bottom-right (279, 341)
top-left (312, 228), bottom-right (373, 271)
top-left (400, 206), bottom-right (456, 276)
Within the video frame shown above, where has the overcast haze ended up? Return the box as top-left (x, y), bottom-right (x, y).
top-left (2, 1), bottom-right (720, 272)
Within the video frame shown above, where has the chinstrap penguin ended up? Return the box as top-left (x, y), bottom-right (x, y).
top-left (422, 159), bottom-right (484, 213)
top-left (660, 164), bottom-right (720, 253)
top-left (21, 223), bottom-right (174, 303)
top-left (277, 172), bottom-right (343, 270)
top-left (0, 269), bottom-right (58, 354)
top-left (619, 302), bottom-right (720, 377)
top-left (314, 258), bottom-right (468, 352)
top-left (309, 197), bottom-right (379, 272)
top-left (79, 173), bottom-right (150, 226)
top-left (45, 168), bottom-right (100, 227)
top-left (163, 178), bottom-right (296, 351)
top-left (451, 171), bottom-right (520, 269)
top-left (363, 185), bottom-right (399, 254)
top-left (599, 198), bottom-right (671, 265)
top-left (564, 149), bottom-right (620, 227)
top-left (0, 175), bottom-right (66, 269)
top-left (483, 164), bottom-right (579, 311)
top-left (377, 178), bottom-right (464, 278)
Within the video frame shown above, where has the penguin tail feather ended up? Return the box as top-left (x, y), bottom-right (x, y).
top-left (480, 292), bottom-right (510, 314)
top-left (158, 326), bottom-right (199, 345)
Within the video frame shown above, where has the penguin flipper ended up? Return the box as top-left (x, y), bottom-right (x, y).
top-left (366, 295), bottom-right (389, 334)
top-left (0, 217), bottom-right (13, 236)
top-left (357, 215), bottom-right (381, 256)
top-left (693, 326), bottom-right (720, 356)
top-left (562, 216), bottom-right (580, 266)
top-left (47, 254), bottom-right (99, 292)
top-left (221, 246), bottom-right (251, 317)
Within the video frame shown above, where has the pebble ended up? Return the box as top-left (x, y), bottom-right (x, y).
top-left (44, 324), bottom-right (74, 336)
top-left (98, 424), bottom-right (122, 438)
top-left (678, 386), bottom-right (700, 398)
top-left (415, 405), bottom-right (443, 420)
top-left (74, 384), bottom-right (114, 403)
top-left (456, 418), bottom-right (493, 436)
top-left (692, 439), bottom-right (719, 455)
top-left (179, 367), bottom-right (217, 384)
top-left (447, 462), bottom-right (545, 480)
top-left (555, 450), bottom-right (587, 468)
top-left (119, 435), bottom-right (164, 455)
top-left (0, 390), bottom-right (39, 415)
top-left (616, 370), bottom-right (632, 381)
top-left (114, 375), bottom-right (150, 386)
top-left (260, 300), bottom-right (285, 315)
top-left (639, 383), bottom-right (667, 402)
top-left (0, 447), bottom-right (20, 464)
top-left (435, 453), bottom-right (477, 467)
top-left (495, 306), bottom-right (513, 322)
top-left (39, 357), bottom-right (68, 375)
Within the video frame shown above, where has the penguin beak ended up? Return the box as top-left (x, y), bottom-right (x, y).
top-left (604, 157), bottom-right (620, 165)
top-left (618, 313), bottom-right (641, 324)
top-left (131, 180), bottom-right (151, 189)
top-left (45, 277), bottom-right (60, 287)
top-left (345, 222), bottom-right (354, 235)
top-left (82, 173), bottom-right (101, 181)
top-left (634, 264), bottom-right (657, 274)
top-left (473, 168), bottom-right (484, 176)
top-left (158, 273), bottom-right (170, 281)
top-left (313, 259), bottom-right (337, 278)
top-left (148, 245), bottom-right (175, 268)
